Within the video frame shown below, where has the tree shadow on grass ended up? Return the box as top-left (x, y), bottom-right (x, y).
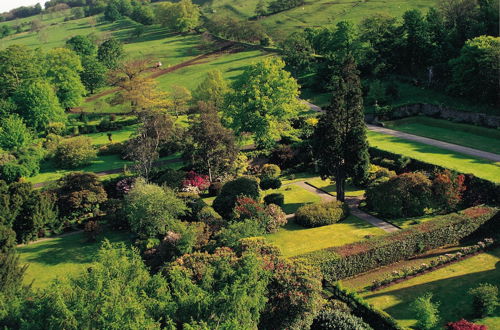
top-left (363, 251), bottom-right (500, 327)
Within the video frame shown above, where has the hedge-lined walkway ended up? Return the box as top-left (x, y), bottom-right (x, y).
top-left (292, 181), bottom-right (400, 233)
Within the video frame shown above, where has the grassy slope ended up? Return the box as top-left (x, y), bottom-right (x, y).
top-left (18, 230), bottom-right (132, 288)
top-left (361, 248), bottom-right (500, 329)
top-left (383, 117), bottom-right (500, 155)
top-left (265, 215), bottom-right (385, 257)
top-left (367, 131), bottom-right (500, 183)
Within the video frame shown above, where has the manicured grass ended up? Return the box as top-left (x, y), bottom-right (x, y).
top-left (384, 117), bottom-right (500, 154)
top-left (84, 125), bottom-right (136, 145)
top-left (387, 214), bottom-right (444, 229)
top-left (18, 229), bottom-right (133, 288)
top-left (306, 177), bottom-right (364, 197)
top-left (367, 130), bottom-right (500, 183)
top-left (264, 215), bottom-right (385, 257)
top-left (361, 248), bottom-right (500, 329)
top-left (265, 183), bottom-right (321, 214)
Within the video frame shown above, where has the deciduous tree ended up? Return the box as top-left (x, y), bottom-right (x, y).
top-left (192, 70), bottom-right (229, 108)
top-left (157, 0), bottom-right (201, 33)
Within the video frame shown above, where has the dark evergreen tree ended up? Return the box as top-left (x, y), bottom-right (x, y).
top-left (312, 55), bottom-right (369, 201)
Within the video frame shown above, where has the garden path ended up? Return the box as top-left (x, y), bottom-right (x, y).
top-left (291, 181), bottom-right (400, 233)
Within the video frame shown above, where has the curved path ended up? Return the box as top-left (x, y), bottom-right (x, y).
top-left (291, 181), bottom-right (400, 233)
top-left (301, 100), bottom-right (500, 163)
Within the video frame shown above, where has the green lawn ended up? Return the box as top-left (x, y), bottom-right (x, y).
top-left (361, 248), bottom-right (500, 329)
top-left (384, 117), bottom-right (500, 154)
top-left (306, 177), bottom-right (364, 197)
top-left (387, 214), bottom-right (443, 229)
top-left (265, 215), bottom-right (385, 257)
top-left (18, 229), bottom-right (132, 288)
top-left (85, 125), bottom-right (137, 145)
top-left (265, 183), bottom-right (321, 214)
top-left (367, 131), bottom-right (500, 183)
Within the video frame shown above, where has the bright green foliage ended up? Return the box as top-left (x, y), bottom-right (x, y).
top-left (12, 79), bottom-right (65, 132)
top-left (45, 48), bottom-right (85, 108)
top-left (401, 9), bottom-right (431, 73)
top-left (65, 35), bottom-right (97, 57)
top-left (0, 45), bottom-right (42, 99)
top-left (468, 283), bottom-right (499, 317)
top-left (411, 293), bottom-right (440, 330)
top-left (192, 70), bottom-right (229, 108)
top-left (55, 136), bottom-right (97, 169)
top-left (312, 55), bottom-right (369, 201)
top-left (165, 248), bottom-right (269, 328)
top-left (223, 57), bottom-right (303, 148)
top-left (21, 241), bottom-right (176, 329)
top-left (0, 249), bottom-right (28, 328)
top-left (97, 38), bottom-right (124, 69)
top-left (0, 115), bottom-right (33, 151)
top-left (80, 56), bottom-right (107, 94)
top-left (217, 218), bottom-right (265, 248)
top-left (124, 179), bottom-right (187, 239)
top-left (449, 35), bottom-right (500, 105)
top-left (213, 177), bottom-right (260, 219)
top-left (157, 0), bottom-right (201, 33)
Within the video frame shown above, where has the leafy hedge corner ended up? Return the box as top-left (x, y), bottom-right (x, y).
top-left (295, 201), bottom-right (349, 227)
top-left (297, 206), bottom-right (499, 281)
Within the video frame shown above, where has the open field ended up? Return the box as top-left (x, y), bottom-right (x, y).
top-left (383, 117), bottom-right (500, 154)
top-left (361, 248), bottom-right (500, 328)
top-left (18, 230), bottom-right (132, 288)
top-left (367, 131), bottom-right (500, 182)
top-left (265, 215), bottom-right (385, 257)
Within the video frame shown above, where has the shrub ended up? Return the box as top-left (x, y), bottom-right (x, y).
top-left (217, 218), bottom-right (265, 248)
top-left (365, 172), bottom-right (433, 218)
top-left (55, 136), bottom-right (97, 169)
top-left (265, 204), bottom-right (287, 233)
top-left (260, 164), bottom-right (281, 179)
top-left (411, 293), bottom-right (440, 330)
top-left (101, 198), bottom-right (127, 230)
top-left (97, 142), bottom-right (125, 156)
top-left (295, 201), bottom-right (349, 227)
top-left (208, 182), bottom-right (223, 196)
top-left (299, 206), bottom-right (498, 281)
top-left (270, 144), bottom-right (297, 169)
top-left (446, 319), bottom-right (487, 330)
top-left (213, 177), bottom-right (260, 219)
top-left (151, 168), bottom-right (185, 189)
top-left (432, 170), bottom-right (466, 212)
top-left (260, 177), bottom-right (282, 190)
top-left (197, 206), bottom-right (226, 232)
top-left (182, 171), bottom-right (210, 192)
top-left (264, 193), bottom-right (284, 207)
top-left (312, 308), bottom-right (372, 330)
top-left (84, 220), bottom-right (101, 242)
top-left (468, 283), bottom-right (498, 317)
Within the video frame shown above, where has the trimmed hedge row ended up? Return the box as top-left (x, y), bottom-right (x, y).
top-left (298, 206), bottom-right (499, 281)
top-left (324, 282), bottom-right (403, 330)
top-left (369, 146), bottom-right (500, 206)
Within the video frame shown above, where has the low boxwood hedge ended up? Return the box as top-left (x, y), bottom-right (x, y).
top-left (298, 206), bottom-right (499, 281)
top-left (295, 201), bottom-right (349, 227)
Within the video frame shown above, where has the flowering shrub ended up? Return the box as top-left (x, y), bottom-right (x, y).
top-left (233, 196), bottom-right (287, 233)
top-left (446, 319), bottom-right (487, 330)
top-left (265, 204), bottom-right (287, 233)
top-left (182, 171), bottom-right (210, 191)
top-left (295, 201), bottom-right (349, 227)
top-left (432, 170), bottom-right (466, 211)
top-left (116, 177), bottom-right (136, 197)
top-left (370, 239), bottom-right (494, 290)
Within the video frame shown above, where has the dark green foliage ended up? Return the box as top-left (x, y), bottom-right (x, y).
top-left (300, 206), bottom-right (498, 281)
top-left (97, 38), bottom-right (124, 69)
top-left (0, 225), bottom-right (16, 252)
top-left (469, 283), bottom-right (499, 317)
top-left (130, 4), bottom-right (154, 25)
top-left (260, 177), bottom-right (282, 190)
top-left (281, 32), bottom-right (315, 74)
top-left (0, 114), bottom-right (33, 151)
top-left (365, 172), bottom-right (433, 218)
top-left (312, 55), bottom-right (369, 201)
top-left (54, 136), bottom-right (97, 169)
top-left (264, 193), bottom-right (284, 207)
top-left (151, 168), bottom-right (185, 190)
top-left (0, 45), bottom-right (42, 99)
top-left (80, 56), bottom-right (107, 94)
top-left (208, 182), bottom-right (223, 196)
top-left (312, 308), bottom-right (372, 330)
top-left (55, 172), bottom-right (108, 221)
top-left (65, 35), bottom-right (97, 57)
top-left (295, 201), bottom-right (349, 227)
top-left (268, 0), bottom-right (304, 14)
top-left (213, 177), bottom-right (260, 219)
top-left (217, 218), bottom-right (264, 248)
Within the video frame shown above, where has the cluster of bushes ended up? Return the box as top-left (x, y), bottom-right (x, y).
top-left (300, 206), bottom-right (499, 281)
top-left (295, 200), bottom-right (349, 227)
top-left (259, 164), bottom-right (282, 190)
top-left (370, 238), bottom-right (495, 290)
top-left (206, 16), bottom-right (269, 45)
top-left (365, 170), bottom-right (466, 218)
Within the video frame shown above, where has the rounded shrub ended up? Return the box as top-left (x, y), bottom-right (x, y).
top-left (468, 283), bottom-right (498, 317)
top-left (208, 182), bottom-right (223, 197)
top-left (260, 177), bottom-right (282, 190)
top-left (55, 136), bottom-right (97, 169)
top-left (213, 177), bottom-right (260, 219)
top-left (295, 201), bottom-right (349, 228)
top-left (264, 193), bottom-right (284, 207)
top-left (260, 163), bottom-right (281, 179)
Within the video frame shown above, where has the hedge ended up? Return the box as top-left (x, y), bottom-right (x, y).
top-left (324, 282), bottom-right (403, 330)
top-left (369, 146), bottom-right (500, 206)
top-left (298, 206), bottom-right (499, 281)
top-left (295, 201), bottom-right (349, 227)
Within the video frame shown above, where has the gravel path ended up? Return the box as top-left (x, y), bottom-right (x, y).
top-left (292, 181), bottom-right (400, 233)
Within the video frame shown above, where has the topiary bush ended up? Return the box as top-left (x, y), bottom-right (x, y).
top-left (260, 177), bottom-right (282, 190)
top-left (295, 201), bottom-right (349, 227)
top-left (213, 177), bottom-right (260, 219)
top-left (208, 182), bottom-right (223, 196)
top-left (264, 193), bottom-right (284, 207)
top-left (468, 283), bottom-right (498, 317)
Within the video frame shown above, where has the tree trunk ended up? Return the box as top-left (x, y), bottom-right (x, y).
top-left (336, 169), bottom-right (345, 202)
